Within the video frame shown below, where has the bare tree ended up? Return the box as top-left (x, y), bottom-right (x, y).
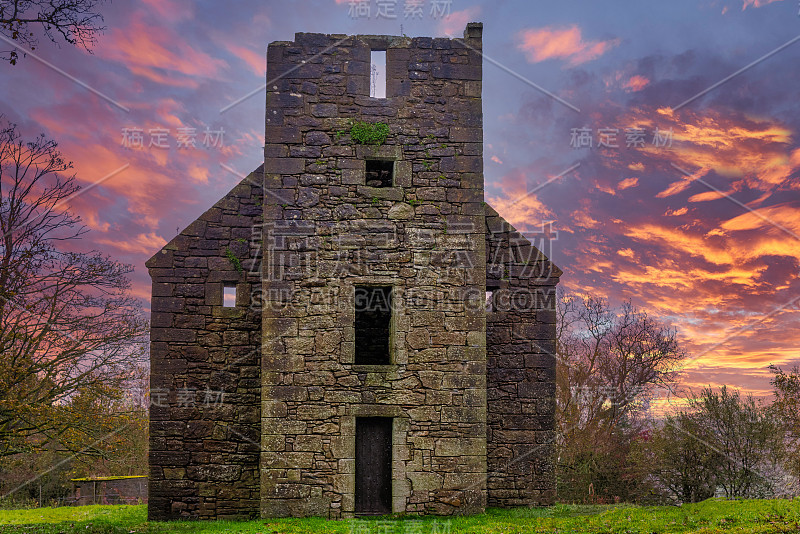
top-left (0, 0), bottom-right (107, 64)
top-left (556, 292), bottom-right (687, 502)
top-left (557, 293), bottom-right (685, 436)
top-left (0, 118), bottom-right (147, 458)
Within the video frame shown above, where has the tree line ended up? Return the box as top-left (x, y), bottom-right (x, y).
top-left (556, 293), bottom-right (800, 504)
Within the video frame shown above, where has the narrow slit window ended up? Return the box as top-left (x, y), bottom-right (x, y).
top-left (223, 284), bottom-right (237, 308)
top-left (370, 50), bottom-right (386, 99)
top-left (486, 284), bottom-right (501, 312)
top-left (355, 286), bottom-right (392, 365)
top-left (365, 159), bottom-right (394, 187)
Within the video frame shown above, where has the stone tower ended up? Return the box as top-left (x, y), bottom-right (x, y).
top-left (147, 23), bottom-right (560, 520)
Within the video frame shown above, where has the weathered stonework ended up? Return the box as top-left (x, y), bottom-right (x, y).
top-left (147, 170), bottom-right (263, 520)
top-left (148, 23), bottom-right (560, 521)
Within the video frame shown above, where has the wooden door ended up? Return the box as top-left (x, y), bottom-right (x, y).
top-left (355, 417), bottom-right (392, 515)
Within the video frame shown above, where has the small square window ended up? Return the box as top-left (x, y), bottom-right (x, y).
top-left (223, 284), bottom-right (237, 308)
top-left (365, 159), bottom-right (394, 188)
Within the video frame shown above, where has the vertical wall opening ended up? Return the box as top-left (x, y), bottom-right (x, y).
top-left (223, 284), bottom-right (237, 308)
top-left (355, 286), bottom-right (392, 365)
top-left (355, 417), bottom-right (392, 515)
top-left (370, 50), bottom-right (386, 99)
top-left (486, 283), bottom-right (501, 312)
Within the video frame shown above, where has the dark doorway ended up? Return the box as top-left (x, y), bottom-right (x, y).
top-left (365, 159), bottom-right (394, 187)
top-left (354, 286), bottom-right (392, 365)
top-left (355, 417), bottom-right (392, 515)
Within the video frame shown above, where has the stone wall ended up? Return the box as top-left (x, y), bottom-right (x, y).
top-left (147, 168), bottom-right (263, 520)
top-left (261, 24), bottom-right (488, 518)
top-left (72, 476), bottom-right (148, 506)
top-left (485, 205), bottom-right (559, 507)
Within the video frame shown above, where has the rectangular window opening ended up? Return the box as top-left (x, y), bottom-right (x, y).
top-left (355, 286), bottom-right (392, 365)
top-left (223, 284), bottom-right (237, 308)
top-left (365, 159), bottom-right (394, 188)
top-left (486, 284), bottom-right (501, 312)
top-left (370, 50), bottom-right (386, 99)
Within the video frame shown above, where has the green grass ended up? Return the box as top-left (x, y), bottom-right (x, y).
top-left (1, 499), bottom-right (799, 533)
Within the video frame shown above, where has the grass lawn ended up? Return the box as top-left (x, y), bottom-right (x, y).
top-left (0, 499), bottom-right (799, 533)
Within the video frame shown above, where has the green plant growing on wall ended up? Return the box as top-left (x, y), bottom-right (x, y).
top-left (225, 247), bottom-right (243, 273)
top-left (350, 121), bottom-right (390, 145)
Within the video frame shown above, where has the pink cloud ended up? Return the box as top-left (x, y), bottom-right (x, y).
top-left (223, 42), bottom-right (265, 77)
top-left (96, 232), bottom-right (168, 255)
top-left (623, 75), bottom-right (649, 92)
top-left (97, 14), bottom-right (228, 87)
top-left (742, 0), bottom-right (784, 9)
top-left (517, 25), bottom-right (619, 66)
top-left (437, 7), bottom-right (482, 37)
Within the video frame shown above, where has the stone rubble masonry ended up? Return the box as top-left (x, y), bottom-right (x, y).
top-left (485, 205), bottom-right (560, 508)
top-left (147, 22), bottom-right (560, 521)
top-left (147, 167), bottom-right (264, 520)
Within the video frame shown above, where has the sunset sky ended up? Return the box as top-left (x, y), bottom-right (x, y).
top-left (1, 0), bottom-right (798, 402)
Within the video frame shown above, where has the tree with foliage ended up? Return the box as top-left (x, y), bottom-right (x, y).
top-left (555, 293), bottom-right (686, 502)
top-left (693, 386), bottom-right (784, 498)
top-left (0, 0), bottom-right (107, 64)
top-left (0, 118), bottom-right (147, 459)
top-left (770, 364), bottom-right (800, 483)
top-left (645, 411), bottom-right (723, 503)
top-left (647, 386), bottom-right (785, 502)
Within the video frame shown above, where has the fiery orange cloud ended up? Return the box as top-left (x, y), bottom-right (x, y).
top-left (687, 190), bottom-right (730, 202)
top-left (721, 203), bottom-right (800, 236)
top-left (486, 166), bottom-right (557, 232)
top-left (516, 25), bottom-right (619, 66)
top-left (665, 207), bottom-right (688, 216)
top-left (623, 75), bottom-right (649, 92)
top-left (626, 107), bottom-right (797, 201)
top-left (595, 182), bottom-right (615, 195)
top-left (617, 177), bottom-right (639, 190)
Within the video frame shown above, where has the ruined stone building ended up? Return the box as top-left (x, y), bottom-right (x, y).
top-left (147, 23), bottom-right (561, 520)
